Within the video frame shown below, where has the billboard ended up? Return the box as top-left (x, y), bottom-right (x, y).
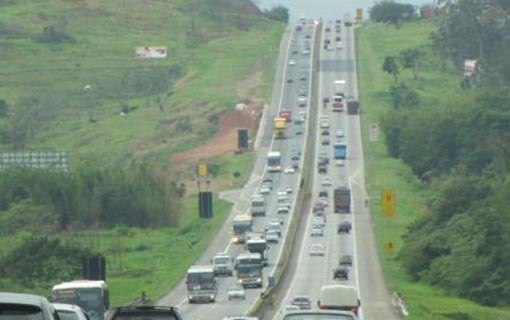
top-left (381, 188), bottom-right (396, 217)
top-left (0, 151), bottom-right (70, 171)
top-left (464, 59), bottom-right (478, 77)
top-left (197, 160), bottom-right (208, 178)
top-left (356, 8), bottom-right (363, 22)
top-left (135, 46), bottom-right (167, 59)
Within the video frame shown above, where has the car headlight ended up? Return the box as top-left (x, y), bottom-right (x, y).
top-left (210, 295), bottom-right (214, 299)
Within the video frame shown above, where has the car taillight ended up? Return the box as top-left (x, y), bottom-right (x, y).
top-left (349, 307), bottom-right (358, 315)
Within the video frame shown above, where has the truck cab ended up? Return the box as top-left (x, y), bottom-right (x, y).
top-left (212, 254), bottom-right (234, 276)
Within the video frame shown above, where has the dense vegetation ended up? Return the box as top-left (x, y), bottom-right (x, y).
top-left (0, 165), bottom-right (181, 233)
top-left (373, 0), bottom-right (510, 306)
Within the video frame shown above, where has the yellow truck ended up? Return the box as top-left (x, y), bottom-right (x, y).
top-left (274, 117), bottom-right (287, 139)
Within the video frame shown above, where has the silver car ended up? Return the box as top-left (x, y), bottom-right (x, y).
top-left (228, 284), bottom-right (246, 301)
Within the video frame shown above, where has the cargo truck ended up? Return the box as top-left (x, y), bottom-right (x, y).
top-left (267, 151), bottom-right (282, 172)
top-left (232, 214), bottom-right (253, 244)
top-left (245, 232), bottom-right (268, 263)
top-left (251, 194), bottom-right (266, 217)
top-left (347, 100), bottom-right (359, 115)
top-left (334, 187), bottom-right (351, 213)
top-left (279, 110), bottom-right (292, 122)
top-left (274, 117), bottom-right (287, 139)
top-left (332, 80), bottom-right (346, 111)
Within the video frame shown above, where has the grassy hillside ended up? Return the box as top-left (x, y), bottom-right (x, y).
top-left (0, 0), bottom-right (283, 304)
top-left (357, 20), bottom-right (510, 319)
top-left (0, 0), bottom-right (283, 165)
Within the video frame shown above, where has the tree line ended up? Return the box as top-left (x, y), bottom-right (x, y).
top-left (372, 0), bottom-right (510, 306)
top-left (0, 163), bottom-right (182, 235)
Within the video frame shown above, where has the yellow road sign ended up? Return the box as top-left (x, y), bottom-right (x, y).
top-left (381, 188), bottom-right (396, 217)
top-left (197, 160), bottom-right (208, 178)
top-left (356, 8), bottom-right (363, 22)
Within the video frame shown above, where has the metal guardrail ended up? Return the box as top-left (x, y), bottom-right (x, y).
top-left (391, 292), bottom-right (410, 317)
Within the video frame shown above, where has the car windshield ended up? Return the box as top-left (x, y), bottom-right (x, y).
top-left (57, 310), bottom-right (81, 320)
top-left (0, 304), bottom-right (44, 320)
top-left (214, 257), bottom-right (230, 264)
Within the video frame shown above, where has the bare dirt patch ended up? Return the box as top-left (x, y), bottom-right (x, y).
top-left (170, 70), bottom-right (265, 166)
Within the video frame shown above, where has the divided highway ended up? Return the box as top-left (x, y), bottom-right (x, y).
top-left (270, 21), bottom-right (399, 320)
top-left (158, 21), bottom-right (319, 320)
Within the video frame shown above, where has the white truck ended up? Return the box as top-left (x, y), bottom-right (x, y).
top-left (332, 80), bottom-right (346, 111)
top-left (212, 253), bottom-right (234, 276)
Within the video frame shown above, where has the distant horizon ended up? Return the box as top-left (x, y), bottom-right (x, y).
top-left (255, 0), bottom-right (432, 21)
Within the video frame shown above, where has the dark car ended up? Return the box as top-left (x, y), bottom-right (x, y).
top-left (0, 293), bottom-right (60, 320)
top-left (339, 254), bottom-right (353, 267)
top-left (321, 138), bottom-right (330, 146)
top-left (105, 306), bottom-right (183, 320)
top-left (333, 267), bottom-right (349, 280)
top-left (321, 129), bottom-right (330, 136)
top-left (337, 221), bottom-right (352, 233)
top-left (287, 78), bottom-right (294, 83)
top-left (290, 296), bottom-right (312, 309)
top-left (319, 190), bottom-right (328, 198)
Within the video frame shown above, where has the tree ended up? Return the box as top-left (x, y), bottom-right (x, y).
top-left (382, 56), bottom-right (399, 83)
top-left (264, 6), bottom-right (289, 23)
top-left (399, 48), bottom-right (424, 79)
top-left (369, 1), bottom-right (415, 28)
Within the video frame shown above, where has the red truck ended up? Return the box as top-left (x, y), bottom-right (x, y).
top-left (279, 110), bottom-right (292, 122)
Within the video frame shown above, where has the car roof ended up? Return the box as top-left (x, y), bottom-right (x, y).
top-left (52, 280), bottom-right (107, 290)
top-left (0, 292), bottom-right (47, 306)
top-left (283, 310), bottom-right (356, 319)
top-left (52, 303), bottom-right (85, 312)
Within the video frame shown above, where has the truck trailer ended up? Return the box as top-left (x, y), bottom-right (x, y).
top-left (334, 187), bottom-right (351, 213)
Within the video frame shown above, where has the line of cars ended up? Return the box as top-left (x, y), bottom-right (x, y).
top-left (0, 292), bottom-right (182, 320)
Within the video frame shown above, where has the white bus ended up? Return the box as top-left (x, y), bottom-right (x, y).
top-left (267, 151), bottom-right (282, 172)
top-left (51, 280), bottom-right (109, 320)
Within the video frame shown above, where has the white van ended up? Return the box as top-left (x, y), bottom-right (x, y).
top-left (318, 285), bottom-right (360, 317)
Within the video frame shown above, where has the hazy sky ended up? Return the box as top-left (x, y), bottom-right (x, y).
top-left (255, 0), bottom-right (431, 22)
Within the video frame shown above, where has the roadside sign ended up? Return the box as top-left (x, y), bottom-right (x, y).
top-left (381, 188), bottom-right (396, 217)
top-left (356, 9), bottom-right (363, 23)
top-left (197, 160), bottom-right (208, 178)
top-left (369, 123), bottom-right (378, 142)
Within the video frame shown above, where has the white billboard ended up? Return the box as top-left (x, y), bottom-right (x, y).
top-left (135, 46), bottom-right (167, 59)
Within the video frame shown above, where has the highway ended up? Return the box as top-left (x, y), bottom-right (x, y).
top-left (157, 21), bottom-right (320, 320)
top-left (270, 21), bottom-right (399, 320)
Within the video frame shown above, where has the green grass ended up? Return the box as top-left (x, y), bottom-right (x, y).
top-left (65, 195), bottom-right (232, 306)
top-left (357, 20), bottom-right (510, 319)
top-left (0, 0), bottom-right (283, 166)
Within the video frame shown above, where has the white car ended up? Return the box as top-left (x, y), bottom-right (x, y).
top-left (289, 60), bottom-right (297, 66)
top-left (321, 177), bottom-right (333, 187)
top-left (278, 190), bottom-right (288, 197)
top-left (277, 206), bottom-right (290, 215)
top-left (335, 160), bottom-right (345, 167)
top-left (309, 244), bottom-right (325, 256)
top-left (260, 185), bottom-right (271, 194)
top-left (285, 186), bottom-right (293, 194)
top-left (302, 49), bottom-right (310, 55)
top-left (228, 283), bottom-right (246, 301)
top-left (336, 130), bottom-right (345, 137)
top-left (266, 230), bottom-right (280, 243)
top-left (311, 227), bottom-right (324, 237)
top-left (284, 167), bottom-right (295, 174)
